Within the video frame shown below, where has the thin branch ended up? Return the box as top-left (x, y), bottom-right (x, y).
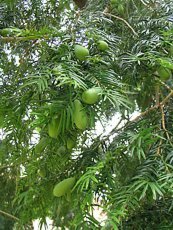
top-left (155, 84), bottom-right (160, 105)
top-left (158, 79), bottom-right (173, 91)
top-left (131, 90), bottom-right (173, 123)
top-left (156, 139), bottom-right (162, 155)
top-left (0, 210), bottom-right (19, 221)
top-left (160, 105), bottom-right (170, 140)
top-left (0, 35), bottom-right (50, 42)
top-left (140, 0), bottom-right (148, 6)
top-left (103, 116), bottom-right (124, 138)
top-left (105, 89), bottom-right (173, 139)
top-left (103, 12), bottom-right (138, 37)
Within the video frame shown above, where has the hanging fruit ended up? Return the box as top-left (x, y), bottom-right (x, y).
top-left (48, 116), bottom-right (60, 138)
top-left (35, 137), bottom-right (49, 153)
top-left (67, 137), bottom-right (76, 150)
top-left (97, 40), bottom-right (109, 51)
top-left (156, 66), bottom-right (171, 81)
top-left (73, 99), bottom-right (88, 130)
top-left (82, 87), bottom-right (102, 105)
top-left (53, 177), bottom-right (76, 197)
top-left (74, 45), bottom-right (89, 61)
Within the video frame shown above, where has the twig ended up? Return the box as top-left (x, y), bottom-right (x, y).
top-left (103, 12), bottom-right (138, 37)
top-left (158, 79), bottom-right (173, 91)
top-left (105, 88), bottom-right (173, 140)
top-left (103, 116), bottom-right (124, 138)
top-left (155, 84), bottom-right (160, 105)
top-left (0, 35), bottom-right (50, 42)
top-left (156, 139), bottom-right (162, 155)
top-left (160, 105), bottom-right (170, 140)
top-left (140, 0), bottom-right (148, 6)
top-left (0, 210), bottom-right (19, 221)
top-left (131, 90), bottom-right (173, 123)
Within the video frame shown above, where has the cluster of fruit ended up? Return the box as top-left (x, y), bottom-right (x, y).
top-left (51, 43), bottom-right (108, 197)
top-left (46, 43), bottom-right (105, 146)
top-left (74, 40), bottom-right (109, 61)
top-left (36, 41), bottom-right (107, 196)
top-left (46, 87), bottom-right (102, 155)
top-left (47, 87), bottom-right (102, 135)
top-left (69, 41), bottom-right (107, 131)
top-left (73, 87), bottom-right (102, 129)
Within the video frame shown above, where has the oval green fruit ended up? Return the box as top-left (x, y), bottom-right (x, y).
top-left (48, 117), bottom-right (60, 138)
top-left (73, 99), bottom-right (88, 130)
top-left (74, 45), bottom-right (89, 61)
top-left (67, 137), bottom-right (76, 150)
top-left (53, 177), bottom-right (76, 197)
top-left (157, 67), bottom-right (171, 81)
top-left (35, 137), bottom-right (48, 153)
top-left (82, 87), bottom-right (102, 105)
top-left (97, 40), bottom-right (109, 51)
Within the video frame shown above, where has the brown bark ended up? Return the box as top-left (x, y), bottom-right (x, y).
top-left (73, 0), bottom-right (87, 9)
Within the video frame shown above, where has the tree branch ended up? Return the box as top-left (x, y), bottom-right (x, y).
top-left (103, 12), bottom-right (138, 37)
top-left (0, 35), bottom-right (49, 42)
top-left (160, 105), bottom-right (171, 142)
top-left (0, 210), bottom-right (19, 221)
top-left (106, 88), bottom-right (173, 139)
top-left (131, 90), bottom-right (173, 123)
top-left (140, 0), bottom-right (148, 6)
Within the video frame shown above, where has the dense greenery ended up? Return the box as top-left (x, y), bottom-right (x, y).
top-left (1, 0), bottom-right (173, 229)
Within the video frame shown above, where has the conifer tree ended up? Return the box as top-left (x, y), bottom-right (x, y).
top-left (0, 0), bottom-right (173, 228)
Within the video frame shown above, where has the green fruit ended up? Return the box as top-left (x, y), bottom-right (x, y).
top-left (53, 177), bottom-right (76, 197)
top-left (82, 87), bottom-right (102, 105)
top-left (73, 99), bottom-right (88, 130)
top-left (97, 40), bottom-right (109, 51)
top-left (35, 137), bottom-right (48, 153)
top-left (157, 67), bottom-right (171, 81)
top-left (48, 117), bottom-right (60, 138)
top-left (67, 137), bottom-right (76, 150)
top-left (74, 45), bottom-right (89, 61)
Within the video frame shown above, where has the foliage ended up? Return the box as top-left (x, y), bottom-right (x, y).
top-left (1, 0), bottom-right (173, 229)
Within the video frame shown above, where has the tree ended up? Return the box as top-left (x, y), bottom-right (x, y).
top-left (1, 0), bottom-right (173, 229)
